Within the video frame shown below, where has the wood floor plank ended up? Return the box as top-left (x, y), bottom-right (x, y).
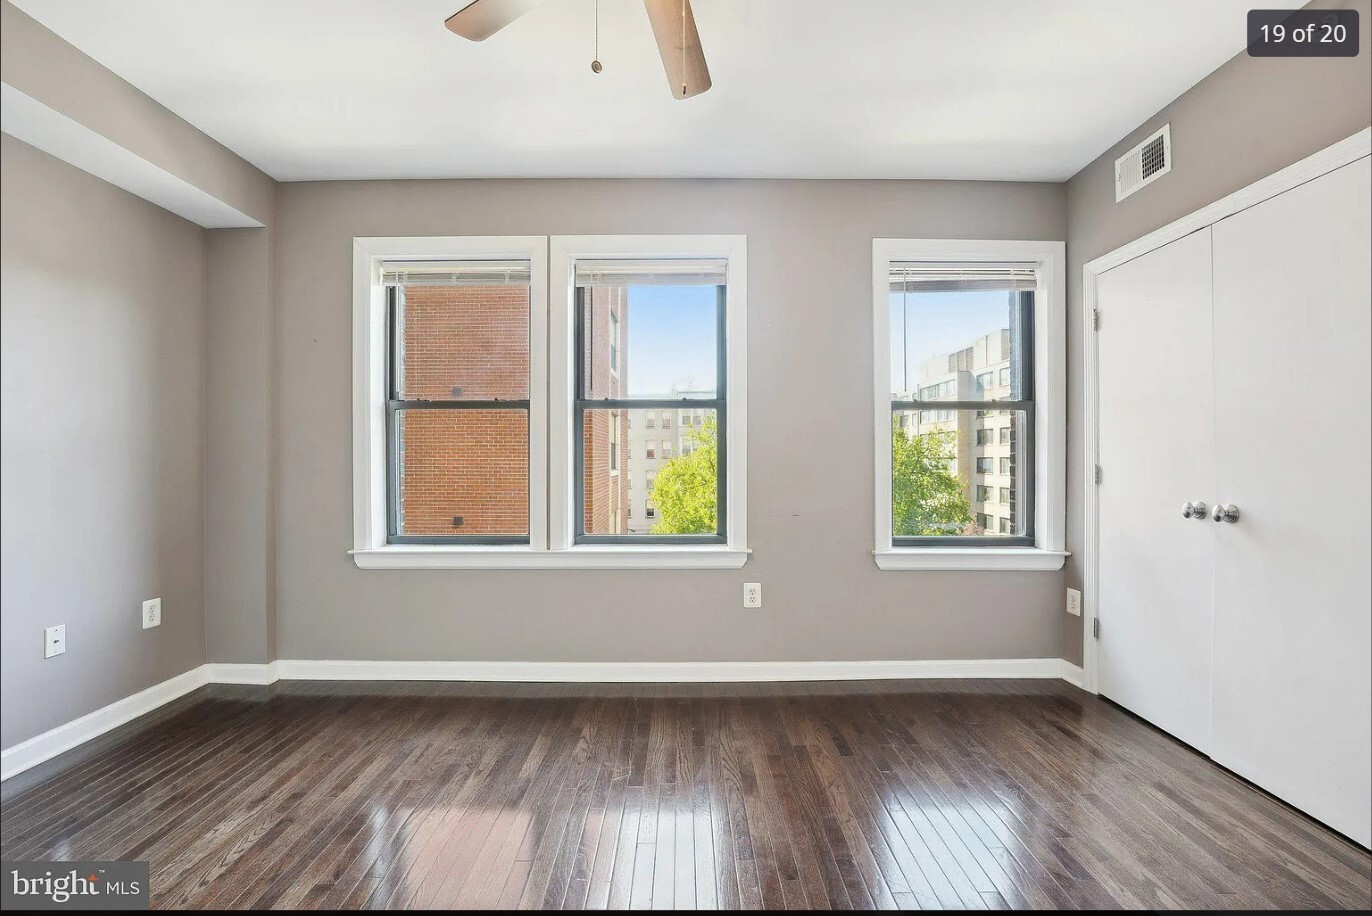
top-left (1, 678), bottom-right (1367, 910)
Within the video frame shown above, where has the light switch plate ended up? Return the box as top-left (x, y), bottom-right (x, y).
top-left (44, 624), bottom-right (66, 658)
top-left (1066, 587), bottom-right (1082, 617)
top-left (743, 582), bottom-right (762, 608)
top-left (142, 597), bottom-right (162, 629)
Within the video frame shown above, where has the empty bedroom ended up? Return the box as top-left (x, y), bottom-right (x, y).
top-left (1, 0), bottom-right (1369, 910)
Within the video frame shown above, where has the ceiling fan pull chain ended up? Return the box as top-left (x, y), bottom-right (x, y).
top-left (591, 0), bottom-right (603, 73)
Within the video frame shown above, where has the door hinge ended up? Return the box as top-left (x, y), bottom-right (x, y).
top-left (1092, 618), bottom-right (1101, 639)
top-left (1092, 308), bottom-right (1100, 331)
top-left (1094, 465), bottom-right (1102, 485)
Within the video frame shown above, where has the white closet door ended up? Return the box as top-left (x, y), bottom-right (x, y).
top-left (1210, 156), bottom-right (1372, 848)
top-left (1097, 227), bottom-right (1215, 753)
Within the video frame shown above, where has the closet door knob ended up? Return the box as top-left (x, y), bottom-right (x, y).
top-left (1211, 504), bottom-right (1241, 524)
top-left (1182, 501), bottom-right (1208, 519)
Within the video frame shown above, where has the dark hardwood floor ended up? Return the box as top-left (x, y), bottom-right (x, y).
top-left (1, 679), bottom-right (1368, 910)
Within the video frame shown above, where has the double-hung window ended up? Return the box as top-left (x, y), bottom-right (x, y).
top-left (873, 239), bottom-right (1066, 570)
top-left (571, 257), bottom-right (726, 544)
top-left (554, 237), bottom-right (746, 554)
top-left (352, 235), bottom-right (748, 568)
top-left (380, 256), bottom-right (535, 546)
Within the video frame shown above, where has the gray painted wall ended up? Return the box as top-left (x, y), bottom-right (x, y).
top-left (1, 135), bottom-right (207, 747)
top-left (205, 227), bottom-right (277, 663)
top-left (276, 178), bottom-right (1068, 664)
top-left (2, 0), bottom-right (283, 670)
top-left (1060, 0), bottom-right (1372, 664)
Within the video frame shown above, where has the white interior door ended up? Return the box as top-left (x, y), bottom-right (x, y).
top-left (1097, 227), bottom-right (1215, 753)
top-left (1210, 156), bottom-right (1372, 848)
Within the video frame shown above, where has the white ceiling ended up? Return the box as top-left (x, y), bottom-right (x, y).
top-left (11, 0), bottom-right (1278, 182)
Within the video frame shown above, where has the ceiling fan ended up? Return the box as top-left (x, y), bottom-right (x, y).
top-left (444, 0), bottom-right (711, 99)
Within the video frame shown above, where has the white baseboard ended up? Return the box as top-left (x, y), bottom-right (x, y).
top-left (0, 666), bottom-right (209, 781)
top-left (3, 657), bottom-right (1083, 781)
top-left (273, 657), bottom-right (1064, 683)
top-left (1059, 660), bottom-right (1086, 689)
top-left (203, 662), bottom-right (279, 685)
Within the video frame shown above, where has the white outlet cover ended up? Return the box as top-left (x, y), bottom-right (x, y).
top-left (1066, 587), bottom-right (1082, 617)
top-left (142, 597), bottom-right (162, 629)
top-left (44, 624), bottom-right (66, 658)
top-left (743, 582), bottom-right (762, 608)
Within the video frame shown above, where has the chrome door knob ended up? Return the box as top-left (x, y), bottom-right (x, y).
top-left (1182, 501), bottom-right (1208, 519)
top-left (1211, 503), bottom-right (1241, 523)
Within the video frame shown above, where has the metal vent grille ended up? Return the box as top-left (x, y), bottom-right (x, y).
top-left (1140, 134), bottom-right (1166, 179)
top-left (1115, 124), bottom-right (1172, 202)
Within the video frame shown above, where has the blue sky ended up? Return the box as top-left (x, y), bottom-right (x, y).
top-left (889, 290), bottom-right (1011, 395)
top-left (618, 285), bottom-right (1009, 398)
top-left (624, 285), bottom-right (718, 397)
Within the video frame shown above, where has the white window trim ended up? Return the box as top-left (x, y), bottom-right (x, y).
top-left (872, 238), bottom-right (1068, 571)
top-left (549, 235), bottom-right (748, 563)
top-left (351, 234), bottom-right (749, 570)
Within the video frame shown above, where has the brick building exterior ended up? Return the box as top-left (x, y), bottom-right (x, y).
top-left (580, 286), bottom-right (630, 535)
top-left (398, 284), bottom-right (530, 537)
top-left (395, 281), bottom-right (629, 540)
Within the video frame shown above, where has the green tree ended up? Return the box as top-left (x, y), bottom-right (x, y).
top-left (891, 417), bottom-right (974, 536)
top-left (651, 416), bottom-right (718, 534)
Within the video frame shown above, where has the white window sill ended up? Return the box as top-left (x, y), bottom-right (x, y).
top-left (873, 548), bottom-right (1069, 571)
top-left (351, 545), bottom-right (751, 570)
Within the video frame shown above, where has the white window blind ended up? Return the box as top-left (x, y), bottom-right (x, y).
top-left (381, 260), bottom-right (531, 287)
top-left (574, 258), bottom-right (727, 288)
top-left (889, 262), bottom-right (1038, 293)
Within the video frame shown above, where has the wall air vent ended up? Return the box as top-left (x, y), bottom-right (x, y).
top-left (1114, 124), bottom-right (1172, 202)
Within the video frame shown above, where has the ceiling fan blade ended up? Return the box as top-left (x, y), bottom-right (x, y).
top-left (642, 0), bottom-right (712, 99)
top-left (445, 0), bottom-right (547, 41)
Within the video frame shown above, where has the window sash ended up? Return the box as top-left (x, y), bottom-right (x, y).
top-left (890, 403), bottom-right (1035, 547)
top-left (384, 286), bottom-right (531, 545)
top-left (888, 285), bottom-right (1035, 548)
top-left (573, 284), bottom-right (728, 544)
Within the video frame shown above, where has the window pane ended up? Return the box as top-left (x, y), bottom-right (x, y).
top-left (890, 289), bottom-right (1031, 401)
top-left (396, 281), bottom-right (529, 400)
top-left (580, 407), bottom-right (630, 535)
top-left (891, 408), bottom-right (1029, 538)
top-left (581, 284), bottom-right (719, 400)
top-left (583, 407), bottom-right (719, 536)
top-left (395, 409), bottom-right (528, 537)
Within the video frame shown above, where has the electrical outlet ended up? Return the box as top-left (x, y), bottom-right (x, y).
top-left (1066, 587), bottom-right (1082, 617)
top-left (743, 582), bottom-right (762, 608)
top-left (44, 625), bottom-right (66, 659)
top-left (142, 597), bottom-right (162, 629)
